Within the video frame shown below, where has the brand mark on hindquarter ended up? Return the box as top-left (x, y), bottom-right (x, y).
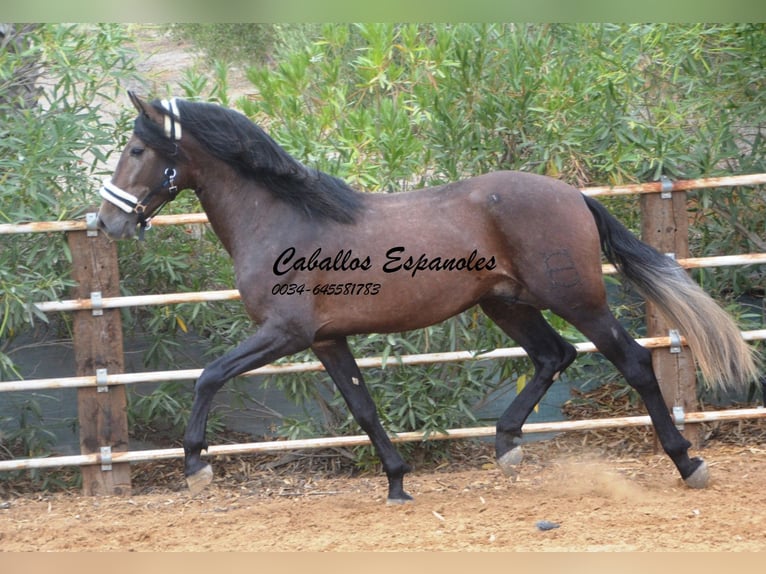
top-left (544, 249), bottom-right (581, 287)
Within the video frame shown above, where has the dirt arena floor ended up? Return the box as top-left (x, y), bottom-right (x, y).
top-left (2, 437), bottom-right (765, 552)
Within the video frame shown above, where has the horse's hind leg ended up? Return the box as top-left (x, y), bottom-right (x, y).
top-left (312, 337), bottom-right (413, 504)
top-left (562, 306), bottom-right (709, 488)
top-left (480, 299), bottom-right (577, 476)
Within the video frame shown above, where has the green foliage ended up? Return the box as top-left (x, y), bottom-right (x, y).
top-left (0, 395), bottom-right (58, 457)
top-left (235, 24), bottom-right (766, 288)
top-left (231, 23), bottom-right (765, 455)
top-left (0, 24), bottom-right (141, 468)
top-left (239, 23), bottom-right (764, 189)
top-left (0, 394), bottom-right (80, 491)
top-left (168, 24), bottom-right (283, 67)
top-left (2, 24), bottom-right (764, 477)
top-left (127, 381), bottom-right (225, 445)
top-left (0, 24), bottom-right (140, 374)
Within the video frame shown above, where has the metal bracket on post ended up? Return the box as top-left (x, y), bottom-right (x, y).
top-left (85, 212), bottom-right (99, 237)
top-left (100, 446), bottom-right (113, 471)
top-left (672, 405), bottom-right (685, 430)
top-left (669, 329), bottom-right (682, 354)
top-left (90, 291), bottom-right (103, 316)
top-left (660, 175), bottom-right (673, 199)
top-left (96, 368), bottom-right (109, 393)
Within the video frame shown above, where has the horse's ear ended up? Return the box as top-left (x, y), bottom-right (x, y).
top-left (128, 90), bottom-right (150, 116)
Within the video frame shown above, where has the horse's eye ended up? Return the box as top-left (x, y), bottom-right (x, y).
top-left (130, 146), bottom-right (145, 157)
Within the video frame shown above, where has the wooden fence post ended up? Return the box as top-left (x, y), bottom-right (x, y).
top-left (640, 186), bottom-right (701, 449)
top-left (67, 213), bottom-right (131, 495)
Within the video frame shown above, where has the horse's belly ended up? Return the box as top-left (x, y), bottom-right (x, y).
top-left (312, 272), bottom-right (507, 337)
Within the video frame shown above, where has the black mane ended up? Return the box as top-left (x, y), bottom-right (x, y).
top-left (134, 98), bottom-right (364, 224)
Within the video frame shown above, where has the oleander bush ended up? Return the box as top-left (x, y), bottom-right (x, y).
top-left (0, 23), bottom-right (140, 468)
top-left (2, 23), bottom-right (764, 475)
top-left (218, 23), bottom-right (765, 455)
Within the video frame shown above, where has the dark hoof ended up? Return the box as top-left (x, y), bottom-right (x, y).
top-left (684, 458), bottom-right (709, 489)
top-left (386, 493), bottom-right (414, 506)
top-left (186, 463), bottom-right (213, 495)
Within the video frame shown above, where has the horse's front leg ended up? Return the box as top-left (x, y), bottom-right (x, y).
top-left (184, 324), bottom-right (311, 494)
top-left (312, 337), bottom-right (413, 504)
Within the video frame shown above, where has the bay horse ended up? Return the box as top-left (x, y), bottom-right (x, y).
top-left (97, 92), bottom-right (759, 503)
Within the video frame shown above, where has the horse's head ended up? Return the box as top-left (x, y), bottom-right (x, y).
top-left (97, 91), bottom-right (190, 240)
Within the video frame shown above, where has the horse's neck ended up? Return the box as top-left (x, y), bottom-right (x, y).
top-left (195, 170), bottom-right (289, 258)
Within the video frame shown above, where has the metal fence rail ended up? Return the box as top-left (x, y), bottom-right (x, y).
top-left (1, 406), bottom-right (764, 473)
top-left (2, 330), bottom-right (765, 394)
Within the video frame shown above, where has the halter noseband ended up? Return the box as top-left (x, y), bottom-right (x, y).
top-left (99, 98), bottom-right (184, 239)
top-left (99, 168), bottom-right (180, 238)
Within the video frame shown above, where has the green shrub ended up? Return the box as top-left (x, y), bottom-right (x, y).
top-left (0, 24), bottom-right (141, 470)
top-left (0, 24), bottom-right (140, 375)
top-left (3, 24), bottom-right (764, 476)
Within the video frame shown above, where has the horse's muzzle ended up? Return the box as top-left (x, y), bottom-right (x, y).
top-left (96, 206), bottom-right (138, 240)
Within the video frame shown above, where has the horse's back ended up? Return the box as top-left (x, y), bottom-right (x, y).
top-left (463, 170), bottom-right (586, 210)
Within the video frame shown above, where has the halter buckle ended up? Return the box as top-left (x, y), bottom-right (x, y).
top-left (164, 168), bottom-right (179, 197)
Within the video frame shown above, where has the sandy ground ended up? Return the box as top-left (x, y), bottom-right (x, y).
top-left (2, 441), bottom-right (765, 551)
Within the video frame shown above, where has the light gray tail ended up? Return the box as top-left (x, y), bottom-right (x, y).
top-left (583, 194), bottom-right (760, 392)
